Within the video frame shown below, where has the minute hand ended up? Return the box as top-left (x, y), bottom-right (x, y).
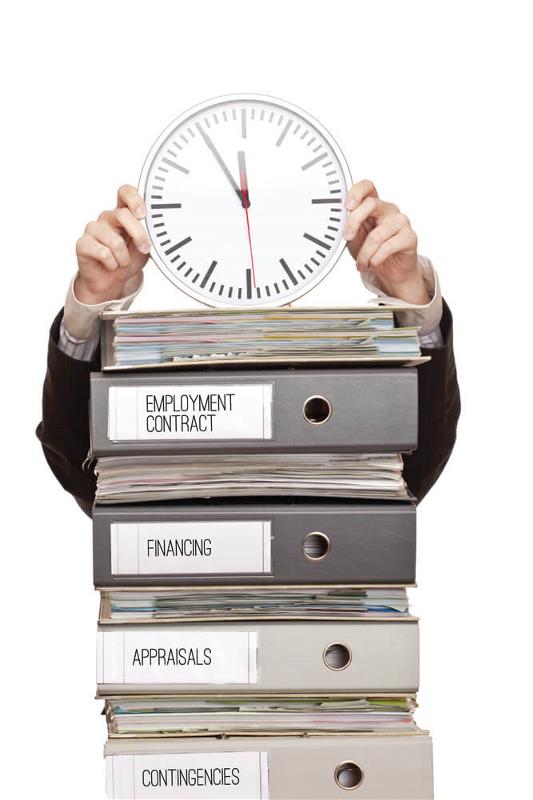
top-left (196, 123), bottom-right (248, 207)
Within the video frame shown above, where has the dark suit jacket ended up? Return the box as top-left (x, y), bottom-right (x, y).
top-left (36, 303), bottom-right (460, 517)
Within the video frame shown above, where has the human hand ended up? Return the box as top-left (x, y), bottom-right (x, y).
top-left (74, 185), bottom-right (150, 305)
top-left (343, 180), bottom-right (429, 304)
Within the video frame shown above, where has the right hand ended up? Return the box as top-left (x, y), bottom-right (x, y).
top-left (75, 185), bottom-right (151, 304)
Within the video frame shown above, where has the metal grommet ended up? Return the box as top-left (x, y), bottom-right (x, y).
top-left (334, 761), bottom-right (364, 790)
top-left (323, 642), bottom-right (352, 670)
top-left (302, 531), bottom-right (331, 560)
top-left (302, 395), bottom-right (332, 424)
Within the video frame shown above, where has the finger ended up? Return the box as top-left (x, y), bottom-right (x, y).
top-left (342, 196), bottom-right (390, 242)
top-left (85, 221), bottom-right (131, 268)
top-left (117, 184), bottom-right (146, 219)
top-left (345, 179), bottom-right (378, 211)
top-left (76, 233), bottom-right (119, 271)
top-left (369, 228), bottom-right (418, 268)
top-left (100, 207), bottom-right (151, 254)
top-left (356, 213), bottom-right (410, 270)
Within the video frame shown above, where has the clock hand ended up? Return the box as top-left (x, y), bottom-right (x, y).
top-left (237, 149), bottom-right (251, 209)
top-left (238, 150), bottom-right (256, 288)
top-left (196, 123), bottom-right (246, 207)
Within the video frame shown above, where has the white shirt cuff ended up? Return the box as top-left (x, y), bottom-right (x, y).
top-left (62, 273), bottom-right (144, 340)
top-left (360, 255), bottom-right (443, 337)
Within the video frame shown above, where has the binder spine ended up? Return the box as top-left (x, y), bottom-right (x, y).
top-left (104, 734), bottom-right (434, 799)
top-left (89, 368), bottom-right (418, 456)
top-left (93, 502), bottom-right (416, 587)
top-left (96, 620), bottom-right (420, 695)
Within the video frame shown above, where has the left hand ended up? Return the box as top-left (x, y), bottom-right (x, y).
top-left (342, 179), bottom-right (430, 304)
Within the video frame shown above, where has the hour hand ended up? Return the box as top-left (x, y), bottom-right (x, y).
top-left (196, 123), bottom-right (247, 207)
top-left (238, 151), bottom-right (251, 209)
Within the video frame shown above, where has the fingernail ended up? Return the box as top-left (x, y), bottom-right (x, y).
top-left (342, 227), bottom-right (352, 240)
top-left (135, 205), bottom-right (146, 219)
top-left (346, 196), bottom-right (357, 210)
top-left (140, 240), bottom-right (151, 254)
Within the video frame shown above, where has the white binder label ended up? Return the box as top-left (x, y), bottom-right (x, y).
top-left (110, 520), bottom-right (272, 575)
top-left (106, 751), bottom-right (269, 799)
top-left (97, 630), bottom-right (258, 685)
top-left (108, 384), bottom-right (273, 441)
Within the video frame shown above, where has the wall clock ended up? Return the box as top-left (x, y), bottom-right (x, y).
top-left (139, 94), bottom-right (351, 307)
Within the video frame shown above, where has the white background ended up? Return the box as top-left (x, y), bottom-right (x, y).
top-left (1, 1), bottom-right (531, 797)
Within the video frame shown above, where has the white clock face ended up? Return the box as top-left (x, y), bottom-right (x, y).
top-left (139, 94), bottom-right (351, 307)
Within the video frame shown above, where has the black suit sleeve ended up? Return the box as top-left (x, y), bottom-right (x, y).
top-left (36, 303), bottom-right (460, 515)
top-left (35, 310), bottom-right (98, 517)
top-left (402, 299), bottom-right (461, 501)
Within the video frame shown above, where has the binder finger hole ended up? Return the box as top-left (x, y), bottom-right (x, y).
top-left (303, 395), bottom-right (332, 424)
top-left (334, 762), bottom-right (364, 790)
top-left (323, 642), bottom-right (352, 670)
top-left (302, 531), bottom-right (331, 560)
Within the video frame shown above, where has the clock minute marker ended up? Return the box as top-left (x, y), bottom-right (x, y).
top-left (280, 258), bottom-right (298, 286)
top-left (301, 151), bottom-right (327, 170)
top-left (276, 118), bottom-right (293, 147)
top-left (165, 236), bottom-right (192, 256)
top-left (304, 232), bottom-right (332, 250)
top-left (162, 157), bottom-right (190, 174)
top-left (200, 260), bottom-right (217, 289)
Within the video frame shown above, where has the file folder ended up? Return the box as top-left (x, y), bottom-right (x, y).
top-left (96, 620), bottom-right (419, 695)
top-left (93, 500), bottom-right (416, 588)
top-left (89, 368), bottom-right (418, 456)
top-left (104, 733), bottom-right (434, 799)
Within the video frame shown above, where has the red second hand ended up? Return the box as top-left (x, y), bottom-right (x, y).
top-left (243, 200), bottom-right (257, 289)
top-left (239, 152), bottom-right (257, 288)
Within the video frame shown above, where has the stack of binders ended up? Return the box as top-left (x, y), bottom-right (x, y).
top-left (90, 308), bottom-right (433, 799)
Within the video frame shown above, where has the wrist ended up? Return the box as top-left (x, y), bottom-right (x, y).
top-left (378, 266), bottom-right (430, 305)
top-left (74, 275), bottom-right (124, 306)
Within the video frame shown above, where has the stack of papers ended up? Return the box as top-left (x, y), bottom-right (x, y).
top-left (106, 696), bottom-right (421, 737)
top-left (101, 307), bottom-right (427, 370)
top-left (95, 453), bottom-right (408, 503)
top-left (100, 588), bottom-right (410, 623)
